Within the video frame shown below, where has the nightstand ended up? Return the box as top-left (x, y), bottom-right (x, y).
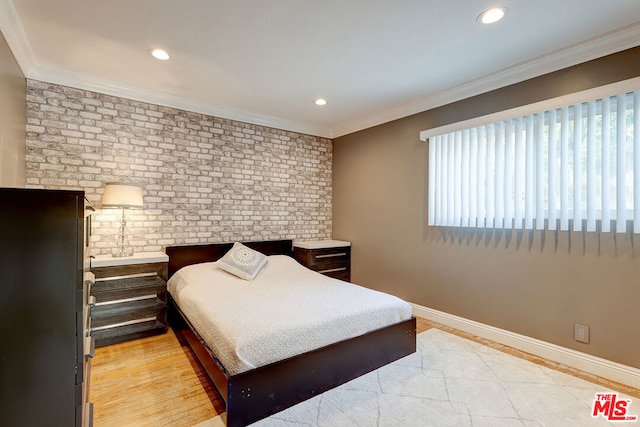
top-left (293, 240), bottom-right (351, 281)
top-left (90, 252), bottom-right (169, 347)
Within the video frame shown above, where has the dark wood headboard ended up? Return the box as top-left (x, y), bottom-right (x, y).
top-left (165, 239), bottom-right (293, 278)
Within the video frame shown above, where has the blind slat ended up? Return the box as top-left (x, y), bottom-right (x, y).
top-left (505, 120), bottom-right (515, 228)
top-left (486, 124), bottom-right (496, 228)
top-left (573, 103), bottom-right (583, 231)
top-left (560, 107), bottom-right (570, 231)
top-left (446, 134), bottom-right (456, 226)
top-left (478, 126), bottom-right (487, 227)
top-left (616, 95), bottom-right (627, 233)
top-left (525, 115), bottom-right (535, 229)
top-left (462, 129), bottom-right (470, 227)
top-left (635, 91), bottom-right (640, 234)
top-left (587, 100), bottom-right (597, 232)
top-left (495, 122), bottom-right (505, 228)
top-left (469, 128), bottom-right (478, 227)
top-left (535, 113), bottom-right (545, 230)
top-left (514, 118), bottom-right (525, 229)
top-left (454, 131), bottom-right (462, 226)
top-left (436, 135), bottom-right (444, 225)
top-left (428, 135), bottom-right (436, 226)
top-left (602, 97), bottom-right (611, 232)
top-left (548, 109), bottom-right (557, 230)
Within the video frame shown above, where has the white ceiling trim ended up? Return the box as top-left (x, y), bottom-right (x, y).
top-left (0, 0), bottom-right (36, 75)
top-left (331, 21), bottom-right (640, 138)
top-left (27, 63), bottom-right (332, 138)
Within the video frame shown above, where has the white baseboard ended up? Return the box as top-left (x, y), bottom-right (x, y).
top-left (411, 303), bottom-right (640, 390)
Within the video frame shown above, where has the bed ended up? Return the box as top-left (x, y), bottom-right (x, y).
top-left (166, 240), bottom-right (416, 427)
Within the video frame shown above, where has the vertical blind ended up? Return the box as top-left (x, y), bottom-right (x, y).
top-left (428, 90), bottom-right (640, 233)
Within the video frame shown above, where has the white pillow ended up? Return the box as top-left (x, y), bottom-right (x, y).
top-left (217, 242), bottom-right (268, 280)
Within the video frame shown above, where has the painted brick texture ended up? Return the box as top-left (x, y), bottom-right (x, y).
top-left (25, 80), bottom-right (332, 255)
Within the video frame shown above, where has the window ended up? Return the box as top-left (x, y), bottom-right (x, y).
top-left (425, 90), bottom-right (640, 233)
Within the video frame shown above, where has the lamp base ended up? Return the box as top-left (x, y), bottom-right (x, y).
top-left (112, 245), bottom-right (134, 257)
top-left (112, 207), bottom-right (134, 257)
top-left (111, 251), bottom-right (134, 258)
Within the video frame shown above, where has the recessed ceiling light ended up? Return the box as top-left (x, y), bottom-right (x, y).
top-left (477, 6), bottom-right (507, 24)
top-left (149, 48), bottom-right (170, 61)
top-left (314, 98), bottom-right (327, 106)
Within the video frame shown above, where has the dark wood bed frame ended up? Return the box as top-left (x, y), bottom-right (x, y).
top-left (165, 239), bottom-right (416, 427)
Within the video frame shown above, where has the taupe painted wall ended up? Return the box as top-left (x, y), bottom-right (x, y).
top-left (0, 30), bottom-right (26, 186)
top-left (333, 46), bottom-right (640, 369)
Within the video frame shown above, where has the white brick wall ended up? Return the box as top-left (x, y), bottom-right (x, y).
top-left (25, 80), bottom-right (332, 255)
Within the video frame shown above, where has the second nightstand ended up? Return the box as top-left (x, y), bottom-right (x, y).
top-left (293, 240), bottom-right (351, 282)
top-left (90, 252), bottom-right (168, 347)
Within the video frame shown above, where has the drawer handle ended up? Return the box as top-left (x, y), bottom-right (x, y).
top-left (93, 294), bottom-right (157, 307)
top-left (94, 272), bottom-right (158, 282)
top-left (318, 267), bottom-right (347, 274)
top-left (315, 252), bottom-right (347, 259)
top-left (91, 316), bottom-right (158, 332)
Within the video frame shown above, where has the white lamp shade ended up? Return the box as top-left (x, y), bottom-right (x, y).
top-left (101, 183), bottom-right (144, 209)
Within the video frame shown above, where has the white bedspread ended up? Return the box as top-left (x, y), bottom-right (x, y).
top-left (167, 255), bottom-right (412, 375)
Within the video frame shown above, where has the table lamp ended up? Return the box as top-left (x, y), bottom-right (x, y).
top-left (101, 183), bottom-right (144, 257)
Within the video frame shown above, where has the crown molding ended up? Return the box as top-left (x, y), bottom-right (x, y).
top-left (330, 21), bottom-right (640, 138)
top-left (0, 0), bottom-right (37, 75)
top-left (27, 63), bottom-right (333, 138)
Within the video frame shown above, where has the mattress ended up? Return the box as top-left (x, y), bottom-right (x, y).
top-left (167, 255), bottom-right (412, 375)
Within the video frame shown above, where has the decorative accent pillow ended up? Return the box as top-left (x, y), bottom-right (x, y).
top-left (217, 242), bottom-right (268, 280)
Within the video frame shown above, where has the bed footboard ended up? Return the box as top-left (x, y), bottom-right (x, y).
top-left (170, 296), bottom-right (416, 427)
top-left (226, 317), bottom-right (416, 427)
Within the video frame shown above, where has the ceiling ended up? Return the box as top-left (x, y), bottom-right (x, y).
top-left (1, 0), bottom-right (640, 138)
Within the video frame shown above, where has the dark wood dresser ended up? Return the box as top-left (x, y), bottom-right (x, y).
top-left (0, 188), bottom-right (94, 427)
top-left (293, 240), bottom-right (351, 281)
top-left (90, 252), bottom-right (168, 347)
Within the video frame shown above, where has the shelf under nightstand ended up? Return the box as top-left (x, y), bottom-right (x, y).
top-left (90, 252), bottom-right (168, 347)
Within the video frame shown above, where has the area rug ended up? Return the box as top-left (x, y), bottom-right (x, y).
top-left (194, 328), bottom-right (635, 426)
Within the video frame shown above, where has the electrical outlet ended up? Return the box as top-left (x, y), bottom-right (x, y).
top-left (575, 323), bottom-right (590, 344)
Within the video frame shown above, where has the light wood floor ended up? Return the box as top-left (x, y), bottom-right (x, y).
top-left (90, 317), bottom-right (638, 426)
top-left (90, 329), bottom-right (224, 427)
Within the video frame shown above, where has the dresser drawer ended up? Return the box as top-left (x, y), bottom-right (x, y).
top-left (91, 297), bottom-right (166, 328)
top-left (296, 247), bottom-right (349, 267)
top-left (91, 275), bottom-right (166, 304)
top-left (91, 319), bottom-right (166, 346)
top-left (293, 243), bottom-right (351, 282)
